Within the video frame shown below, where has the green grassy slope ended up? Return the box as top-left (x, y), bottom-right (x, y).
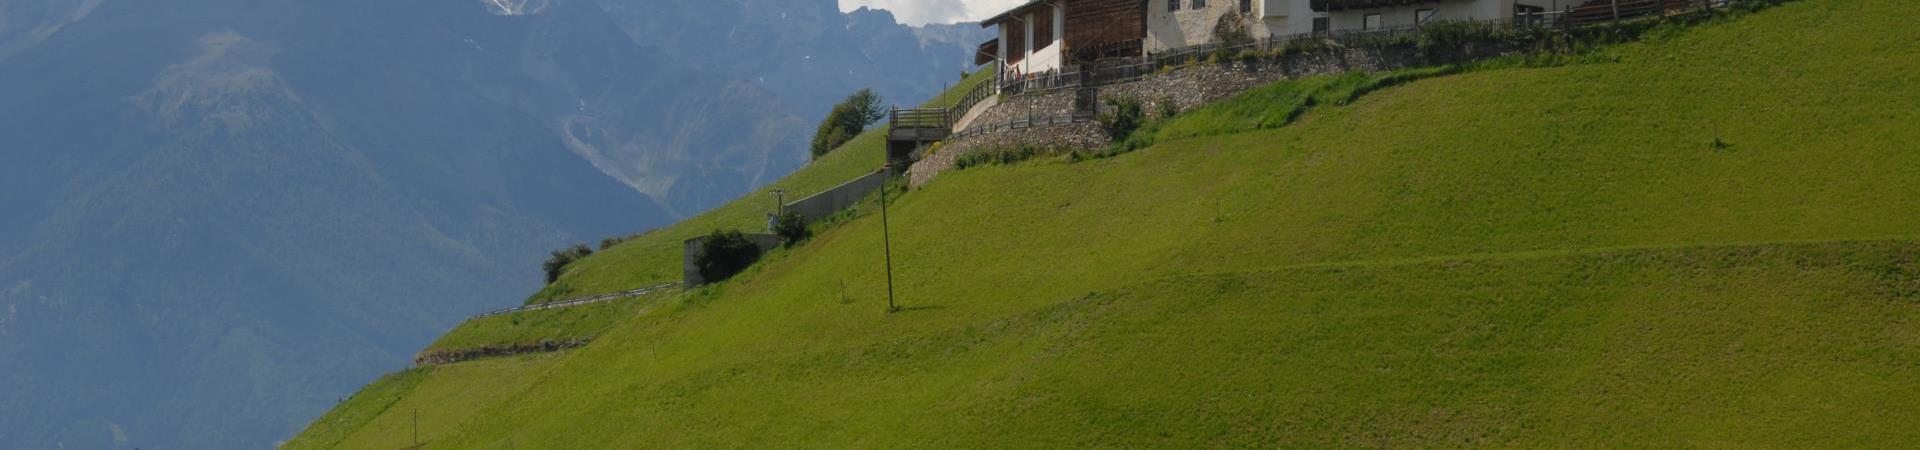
top-left (290, 1), bottom-right (1920, 447)
top-left (526, 70), bottom-right (996, 304)
top-left (420, 289), bottom-right (676, 357)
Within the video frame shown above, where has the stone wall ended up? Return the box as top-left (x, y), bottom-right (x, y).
top-left (683, 234), bottom-right (785, 287)
top-left (910, 122), bottom-right (1109, 187)
top-left (967, 88), bottom-right (1080, 130)
top-left (785, 169), bottom-right (887, 224)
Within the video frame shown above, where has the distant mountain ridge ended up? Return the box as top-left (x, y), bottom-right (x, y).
top-left (0, 0), bottom-right (984, 448)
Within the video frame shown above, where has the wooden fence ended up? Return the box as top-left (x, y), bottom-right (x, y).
top-left (946, 77), bottom-right (998, 126)
top-left (889, 108), bottom-right (952, 132)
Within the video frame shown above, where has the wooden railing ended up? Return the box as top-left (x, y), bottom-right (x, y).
top-left (946, 77), bottom-right (997, 125)
top-left (889, 108), bottom-right (952, 133)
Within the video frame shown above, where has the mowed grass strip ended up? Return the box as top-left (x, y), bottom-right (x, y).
top-left (312, 241), bottom-right (1920, 449)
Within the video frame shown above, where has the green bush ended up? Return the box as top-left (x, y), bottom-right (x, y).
top-left (695, 230), bottom-right (762, 283)
top-left (773, 211), bottom-right (811, 246)
top-left (1156, 97), bottom-right (1179, 120)
top-left (811, 89), bottom-right (887, 159)
top-left (542, 244), bottom-right (594, 285)
top-left (1098, 96), bottom-right (1145, 141)
top-left (957, 146), bottom-right (1049, 169)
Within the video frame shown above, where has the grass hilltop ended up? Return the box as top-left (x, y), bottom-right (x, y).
top-left (289, 0), bottom-right (1920, 448)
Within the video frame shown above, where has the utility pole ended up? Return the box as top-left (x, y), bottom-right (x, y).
top-left (412, 409), bottom-right (419, 447)
top-left (881, 164), bottom-right (898, 313)
top-left (769, 189), bottom-right (788, 233)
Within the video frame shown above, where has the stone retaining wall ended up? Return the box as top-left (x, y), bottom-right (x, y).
top-left (967, 88), bottom-right (1080, 131)
top-left (910, 122), bottom-right (1109, 187)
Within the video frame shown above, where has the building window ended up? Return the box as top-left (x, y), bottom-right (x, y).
top-left (1193, 0), bottom-right (1207, 10)
top-left (1363, 13), bottom-right (1382, 30)
top-left (1312, 17), bottom-right (1330, 33)
top-left (1241, 0), bottom-right (1252, 13)
top-left (1169, 0), bottom-right (1180, 12)
top-left (1416, 9), bottom-right (1437, 24)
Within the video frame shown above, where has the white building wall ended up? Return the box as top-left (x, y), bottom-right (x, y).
top-left (1327, 0), bottom-right (1498, 31)
top-left (1145, 0), bottom-right (1252, 52)
top-left (1259, 0), bottom-right (1318, 37)
top-left (1018, 6), bottom-right (1069, 74)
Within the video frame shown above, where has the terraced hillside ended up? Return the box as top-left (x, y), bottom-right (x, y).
top-left (289, 1), bottom-right (1920, 448)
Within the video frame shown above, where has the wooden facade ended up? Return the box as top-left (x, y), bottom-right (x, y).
top-left (1064, 0), bottom-right (1147, 61)
top-left (984, 0), bottom-right (1149, 68)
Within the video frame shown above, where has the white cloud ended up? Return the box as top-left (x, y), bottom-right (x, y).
top-left (839, 0), bottom-right (1030, 26)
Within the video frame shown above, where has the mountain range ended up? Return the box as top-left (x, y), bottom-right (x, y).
top-left (0, 0), bottom-right (987, 448)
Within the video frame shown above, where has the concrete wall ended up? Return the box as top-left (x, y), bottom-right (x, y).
top-left (683, 234), bottom-right (785, 287)
top-left (784, 169), bottom-right (889, 224)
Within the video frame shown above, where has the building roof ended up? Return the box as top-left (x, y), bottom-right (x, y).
top-left (980, 0), bottom-right (1053, 28)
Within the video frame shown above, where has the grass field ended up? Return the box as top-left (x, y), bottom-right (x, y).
top-left (288, 1), bottom-right (1920, 447)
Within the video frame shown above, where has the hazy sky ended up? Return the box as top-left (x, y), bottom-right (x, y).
top-left (839, 0), bottom-right (1029, 26)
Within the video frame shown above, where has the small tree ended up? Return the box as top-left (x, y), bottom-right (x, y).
top-left (773, 211), bottom-right (811, 245)
top-left (696, 230), bottom-right (762, 283)
top-left (811, 88), bottom-right (887, 159)
top-left (542, 244), bottom-right (594, 284)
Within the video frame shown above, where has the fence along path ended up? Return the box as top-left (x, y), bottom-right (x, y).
top-left (472, 282), bottom-right (680, 319)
